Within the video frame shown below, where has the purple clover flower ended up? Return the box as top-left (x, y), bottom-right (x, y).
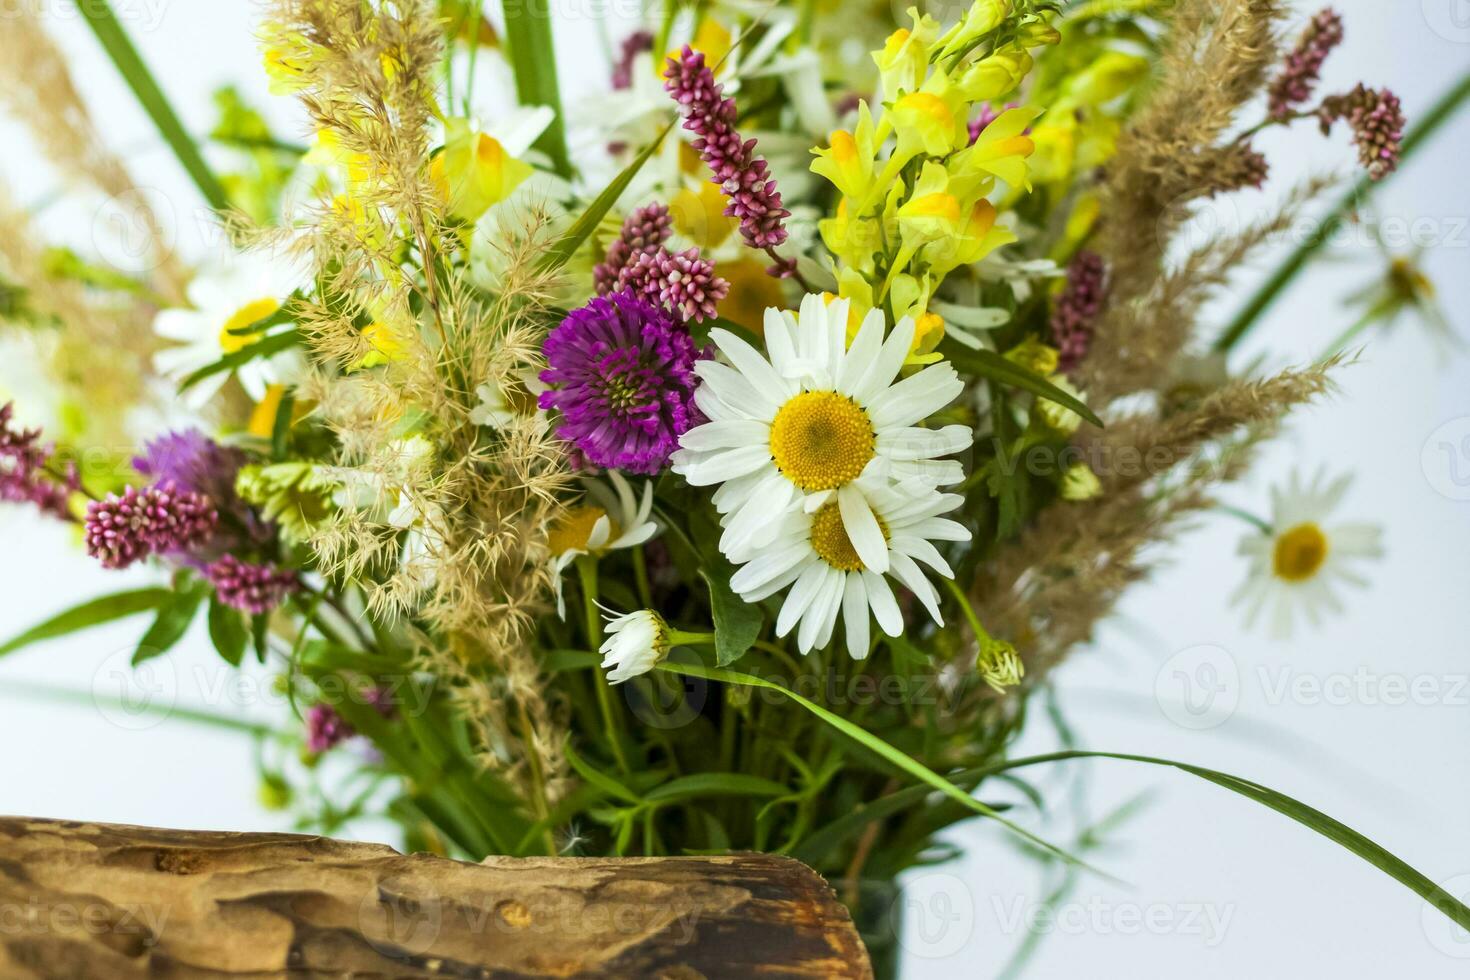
top-left (84, 482), bottom-right (217, 570)
top-left (664, 45), bottom-right (790, 254)
top-left (539, 291), bottom-right (704, 475)
top-left (206, 555), bottom-right (300, 614)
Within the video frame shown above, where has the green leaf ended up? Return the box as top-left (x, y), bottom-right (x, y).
top-left (78, 1), bottom-right (229, 211)
top-left (537, 121), bottom-right (672, 274)
top-left (656, 662), bottom-right (1098, 875)
top-left (0, 589), bottom-right (171, 658)
top-left (206, 599), bottom-right (248, 667)
top-left (941, 342), bottom-right (1103, 427)
top-left (133, 587), bottom-right (206, 665)
top-left (179, 329), bottom-right (300, 393)
top-left (0, 681), bottom-right (272, 736)
top-left (643, 773), bottom-right (789, 805)
top-left (500, 0), bottom-right (570, 178)
top-left (564, 742), bottom-right (641, 805)
top-left (700, 568), bottom-right (763, 667)
top-left (987, 750), bottom-right (1470, 933)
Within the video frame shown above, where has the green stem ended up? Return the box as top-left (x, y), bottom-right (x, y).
top-left (500, 0), bottom-right (572, 178)
top-left (1318, 307), bottom-right (1378, 362)
top-left (1214, 69), bottom-right (1470, 353)
top-left (577, 557), bottom-right (631, 775)
top-left (78, 1), bottom-right (229, 211)
top-left (941, 576), bottom-right (994, 646)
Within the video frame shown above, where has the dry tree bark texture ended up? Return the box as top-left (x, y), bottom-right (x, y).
top-left (0, 817), bottom-right (873, 979)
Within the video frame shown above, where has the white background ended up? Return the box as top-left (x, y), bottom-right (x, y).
top-left (0, 1), bottom-right (1467, 977)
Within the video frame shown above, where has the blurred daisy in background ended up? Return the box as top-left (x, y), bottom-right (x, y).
top-left (548, 471), bottom-right (660, 616)
top-left (1232, 469), bottom-right (1383, 637)
top-left (153, 250), bottom-right (306, 407)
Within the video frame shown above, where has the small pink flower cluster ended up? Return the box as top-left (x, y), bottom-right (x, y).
top-left (1268, 8), bottom-right (1344, 120)
top-left (84, 483), bottom-right (217, 570)
top-left (594, 203), bottom-right (728, 322)
top-left (206, 555), bottom-right (301, 615)
top-left (664, 46), bottom-right (790, 254)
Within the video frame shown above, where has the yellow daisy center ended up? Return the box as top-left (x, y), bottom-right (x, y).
top-left (769, 391), bottom-right (875, 492)
top-left (1273, 522), bottom-right (1329, 582)
top-left (549, 505), bottom-right (617, 555)
top-left (810, 501), bottom-right (887, 572)
top-left (220, 297), bottom-right (282, 354)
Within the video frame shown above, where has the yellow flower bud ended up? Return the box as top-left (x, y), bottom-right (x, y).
top-left (1060, 461), bottom-right (1102, 501)
top-left (958, 47), bottom-right (1033, 102)
top-left (936, 0), bottom-right (1014, 61)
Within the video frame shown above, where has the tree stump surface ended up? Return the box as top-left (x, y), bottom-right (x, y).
top-left (0, 816), bottom-right (873, 979)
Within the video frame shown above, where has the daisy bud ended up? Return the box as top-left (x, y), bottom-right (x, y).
top-left (600, 609), bottom-right (671, 684)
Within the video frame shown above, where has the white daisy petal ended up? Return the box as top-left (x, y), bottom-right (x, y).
top-left (842, 573), bottom-right (870, 660)
top-left (838, 484), bottom-right (889, 573)
top-left (680, 446), bottom-right (774, 486)
top-left (679, 419), bottom-right (773, 452)
top-left (850, 315), bottom-right (915, 404)
top-left (711, 328), bottom-right (797, 402)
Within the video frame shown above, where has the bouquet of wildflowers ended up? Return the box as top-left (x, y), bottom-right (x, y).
top-left (1, 0), bottom-right (1467, 972)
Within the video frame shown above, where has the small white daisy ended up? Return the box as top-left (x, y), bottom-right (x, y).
top-left (599, 609), bottom-right (670, 684)
top-left (153, 250), bottom-right (307, 407)
top-left (727, 475), bottom-right (971, 659)
top-left (1232, 470), bottom-right (1383, 637)
top-left (671, 293), bottom-right (972, 569)
top-left (548, 470), bottom-right (660, 617)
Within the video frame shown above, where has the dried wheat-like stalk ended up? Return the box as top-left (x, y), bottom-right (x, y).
top-left (1083, 0), bottom-right (1286, 403)
top-left (0, 181), bottom-right (157, 448)
top-left (261, 0), bottom-right (571, 800)
top-left (0, 0), bottom-right (185, 300)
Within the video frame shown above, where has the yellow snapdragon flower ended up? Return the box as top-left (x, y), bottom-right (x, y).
top-left (935, 0), bottom-right (1014, 62)
top-left (873, 9), bottom-right (941, 99)
top-left (810, 101), bottom-right (880, 202)
top-left (430, 118), bottom-right (533, 223)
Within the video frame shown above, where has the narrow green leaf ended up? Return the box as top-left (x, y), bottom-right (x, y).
top-left (133, 588), bottom-right (206, 665)
top-left (941, 342), bottom-right (1103, 427)
top-left (700, 568), bottom-right (763, 667)
top-left (500, 0), bottom-right (570, 177)
top-left (179, 329), bottom-right (300, 393)
top-left (538, 122), bottom-right (672, 274)
top-left (78, 1), bottom-right (229, 211)
top-left (564, 742), bottom-right (640, 804)
top-left (206, 599), bottom-right (248, 667)
top-left (988, 750), bottom-right (1470, 933)
top-left (0, 681), bottom-right (271, 736)
top-left (656, 662), bottom-right (1098, 874)
top-left (644, 773), bottom-right (789, 805)
top-left (0, 589), bottom-right (171, 658)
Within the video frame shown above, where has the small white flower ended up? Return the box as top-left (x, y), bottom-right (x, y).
top-left (1232, 470), bottom-right (1384, 637)
top-left (152, 249), bottom-right (307, 408)
top-left (470, 370), bottom-right (546, 430)
top-left (727, 474), bottom-right (971, 659)
top-left (600, 609), bottom-right (670, 684)
top-left (548, 470), bottom-right (660, 617)
top-left (671, 294), bottom-right (972, 569)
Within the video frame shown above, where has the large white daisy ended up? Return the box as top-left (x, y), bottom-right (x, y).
top-left (153, 250), bottom-right (307, 407)
top-left (1232, 470), bottom-right (1383, 637)
top-left (671, 293), bottom-right (972, 569)
top-left (727, 475), bottom-right (970, 659)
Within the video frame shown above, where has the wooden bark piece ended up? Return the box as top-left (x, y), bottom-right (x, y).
top-left (0, 817), bottom-right (873, 979)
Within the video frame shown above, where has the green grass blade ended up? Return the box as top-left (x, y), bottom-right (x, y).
top-left (0, 589), bottom-right (172, 658)
top-left (656, 662), bottom-right (1103, 876)
top-left (500, 0), bottom-right (571, 178)
top-left (538, 121), bottom-right (672, 274)
top-left (78, 1), bottom-right (229, 211)
top-left (987, 750), bottom-right (1470, 932)
top-left (0, 681), bottom-right (272, 737)
top-left (643, 773), bottom-right (789, 805)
